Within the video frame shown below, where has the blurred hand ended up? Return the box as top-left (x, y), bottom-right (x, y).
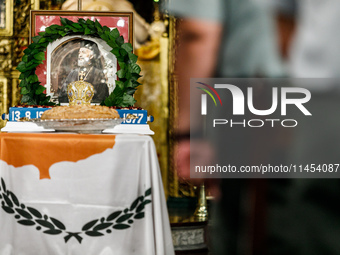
top-left (175, 138), bottom-right (220, 198)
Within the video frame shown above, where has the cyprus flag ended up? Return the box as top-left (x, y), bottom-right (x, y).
top-left (0, 133), bottom-right (174, 255)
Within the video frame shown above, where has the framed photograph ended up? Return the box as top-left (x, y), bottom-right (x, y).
top-left (0, 0), bottom-right (13, 36)
top-left (30, 11), bottom-right (134, 104)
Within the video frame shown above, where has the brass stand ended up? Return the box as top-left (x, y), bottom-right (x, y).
top-left (194, 184), bottom-right (208, 221)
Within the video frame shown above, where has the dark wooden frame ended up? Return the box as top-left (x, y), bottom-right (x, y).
top-left (28, 10), bottom-right (134, 104)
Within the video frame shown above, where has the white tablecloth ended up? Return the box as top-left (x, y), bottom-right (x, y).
top-left (0, 134), bottom-right (174, 255)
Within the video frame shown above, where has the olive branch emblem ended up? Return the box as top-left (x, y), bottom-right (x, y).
top-left (0, 177), bottom-right (151, 243)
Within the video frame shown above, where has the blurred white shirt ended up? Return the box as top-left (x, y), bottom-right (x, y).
top-left (167, 0), bottom-right (284, 77)
top-left (288, 0), bottom-right (340, 79)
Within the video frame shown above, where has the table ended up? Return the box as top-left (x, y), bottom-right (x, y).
top-left (0, 133), bottom-right (174, 255)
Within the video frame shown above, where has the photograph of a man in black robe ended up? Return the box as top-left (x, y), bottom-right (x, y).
top-left (58, 40), bottom-right (109, 104)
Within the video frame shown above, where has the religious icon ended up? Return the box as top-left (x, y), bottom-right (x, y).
top-left (55, 39), bottom-right (109, 104)
top-left (30, 11), bottom-right (132, 105)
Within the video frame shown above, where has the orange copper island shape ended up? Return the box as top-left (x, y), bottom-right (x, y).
top-left (0, 133), bottom-right (116, 179)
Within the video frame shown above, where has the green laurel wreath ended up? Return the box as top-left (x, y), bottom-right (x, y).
top-left (0, 177), bottom-right (151, 243)
top-left (16, 17), bottom-right (142, 107)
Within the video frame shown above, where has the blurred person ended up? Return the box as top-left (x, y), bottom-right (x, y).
top-left (170, 2), bottom-right (340, 254)
top-left (170, 0), bottom-right (283, 133)
top-left (170, 0), bottom-right (283, 178)
top-left (265, 1), bottom-right (340, 255)
top-left (286, 0), bottom-right (340, 80)
top-left (272, 0), bottom-right (296, 60)
top-left (274, 0), bottom-right (340, 80)
top-left (167, 0), bottom-right (284, 254)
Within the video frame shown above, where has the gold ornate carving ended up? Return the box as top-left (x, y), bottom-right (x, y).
top-left (168, 16), bottom-right (179, 197)
top-left (31, 0), bottom-right (40, 10)
top-left (12, 37), bottom-right (29, 69)
top-left (10, 71), bottom-right (20, 107)
top-left (0, 77), bottom-right (8, 128)
top-left (0, 39), bottom-right (12, 71)
top-left (67, 78), bottom-right (95, 105)
top-left (168, 18), bottom-right (196, 198)
top-left (13, 1), bottom-right (30, 38)
top-left (0, 0), bottom-right (38, 119)
top-left (0, 0), bottom-right (13, 36)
